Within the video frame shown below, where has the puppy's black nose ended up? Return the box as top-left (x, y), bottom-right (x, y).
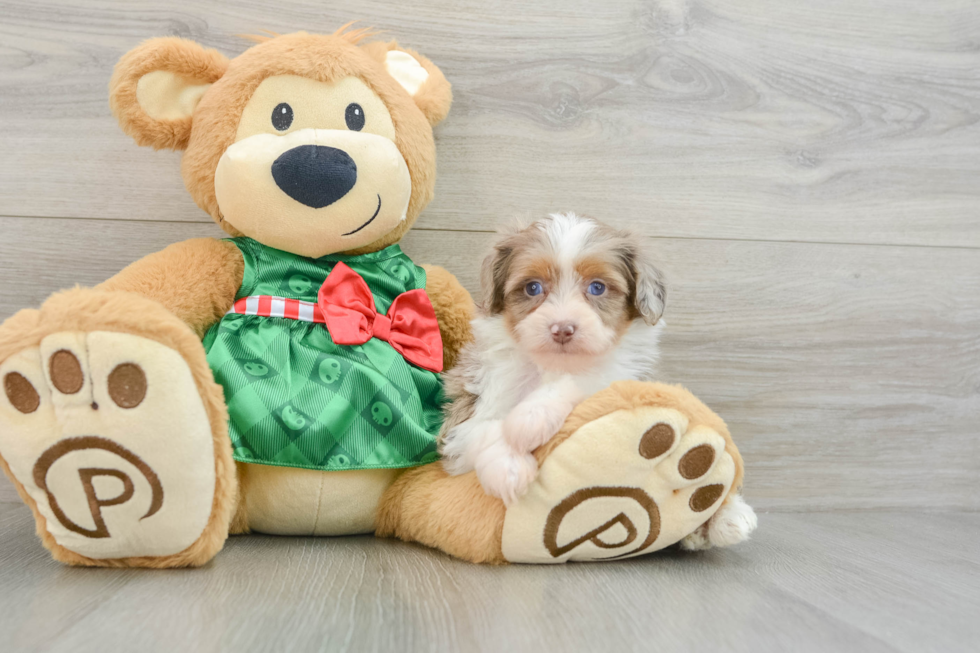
top-left (271, 145), bottom-right (357, 209)
top-left (551, 322), bottom-right (577, 344)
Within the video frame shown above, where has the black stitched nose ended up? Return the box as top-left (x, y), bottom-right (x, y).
top-left (271, 145), bottom-right (357, 209)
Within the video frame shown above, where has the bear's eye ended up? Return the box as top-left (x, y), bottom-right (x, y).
top-left (271, 103), bottom-right (293, 131)
top-left (345, 103), bottom-right (365, 131)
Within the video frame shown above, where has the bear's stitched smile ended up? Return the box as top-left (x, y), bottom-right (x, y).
top-left (342, 194), bottom-right (382, 237)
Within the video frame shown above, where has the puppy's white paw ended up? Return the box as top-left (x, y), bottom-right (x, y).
top-left (503, 400), bottom-right (570, 453)
top-left (680, 495), bottom-right (757, 551)
top-left (707, 494), bottom-right (757, 547)
top-left (475, 444), bottom-right (538, 506)
top-left (439, 425), bottom-right (477, 476)
top-left (440, 420), bottom-right (503, 476)
top-left (679, 524), bottom-right (711, 551)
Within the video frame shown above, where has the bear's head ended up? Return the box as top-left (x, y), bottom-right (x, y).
top-left (109, 26), bottom-right (452, 257)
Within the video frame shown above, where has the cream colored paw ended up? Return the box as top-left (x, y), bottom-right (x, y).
top-left (503, 399), bottom-right (571, 453)
top-left (679, 524), bottom-right (711, 551)
top-left (706, 494), bottom-right (757, 547)
top-left (501, 406), bottom-right (737, 563)
top-left (681, 494), bottom-right (756, 550)
top-left (0, 332), bottom-right (217, 560)
top-left (475, 439), bottom-right (538, 506)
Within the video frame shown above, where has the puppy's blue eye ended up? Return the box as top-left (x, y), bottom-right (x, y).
top-left (588, 281), bottom-right (606, 296)
top-left (525, 282), bottom-right (543, 296)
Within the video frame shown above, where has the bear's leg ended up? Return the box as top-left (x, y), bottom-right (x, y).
top-left (377, 380), bottom-right (751, 563)
top-left (376, 457), bottom-right (509, 564)
top-left (0, 288), bottom-right (237, 567)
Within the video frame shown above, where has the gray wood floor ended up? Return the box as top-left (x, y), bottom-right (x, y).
top-left (1, 1), bottom-right (979, 651)
top-left (1, 502), bottom-right (977, 653)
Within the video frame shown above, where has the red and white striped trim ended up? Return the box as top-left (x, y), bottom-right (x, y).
top-left (226, 295), bottom-right (326, 323)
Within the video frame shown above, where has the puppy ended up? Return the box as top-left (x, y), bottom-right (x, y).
top-left (439, 212), bottom-right (666, 500)
top-left (439, 212), bottom-right (757, 550)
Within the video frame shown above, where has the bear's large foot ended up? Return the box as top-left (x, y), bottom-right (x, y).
top-left (377, 380), bottom-right (750, 564)
top-left (502, 390), bottom-right (740, 562)
top-left (0, 290), bottom-right (236, 567)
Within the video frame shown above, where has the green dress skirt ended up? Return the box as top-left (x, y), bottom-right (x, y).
top-left (202, 238), bottom-right (444, 472)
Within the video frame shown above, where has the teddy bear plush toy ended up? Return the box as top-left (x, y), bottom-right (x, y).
top-left (0, 26), bottom-right (745, 567)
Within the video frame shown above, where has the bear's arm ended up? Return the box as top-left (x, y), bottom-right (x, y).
top-left (98, 238), bottom-right (244, 338)
top-left (421, 264), bottom-right (474, 371)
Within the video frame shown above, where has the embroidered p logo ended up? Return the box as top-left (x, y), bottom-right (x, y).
top-left (542, 487), bottom-right (661, 559)
top-left (32, 436), bottom-right (164, 539)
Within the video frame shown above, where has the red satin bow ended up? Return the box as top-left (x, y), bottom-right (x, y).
top-left (317, 262), bottom-right (444, 373)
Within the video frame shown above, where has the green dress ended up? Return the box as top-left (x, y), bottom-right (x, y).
top-left (202, 238), bottom-right (444, 472)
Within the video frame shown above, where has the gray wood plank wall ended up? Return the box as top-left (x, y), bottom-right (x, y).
top-left (1, 0), bottom-right (978, 511)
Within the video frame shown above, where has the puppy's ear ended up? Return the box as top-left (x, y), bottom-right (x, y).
top-left (363, 41), bottom-right (453, 126)
top-left (480, 240), bottom-right (516, 315)
top-left (109, 37), bottom-right (229, 150)
top-left (624, 245), bottom-right (666, 325)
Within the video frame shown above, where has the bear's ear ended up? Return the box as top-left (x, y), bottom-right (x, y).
top-left (364, 41), bottom-right (452, 126)
top-left (109, 37), bottom-right (229, 150)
